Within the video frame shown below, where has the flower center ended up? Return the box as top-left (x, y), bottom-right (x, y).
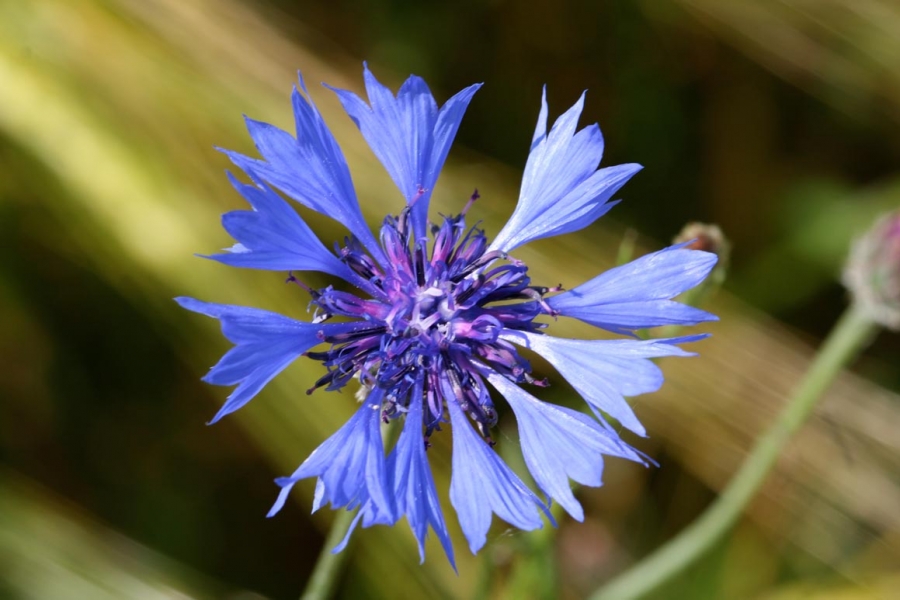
top-left (303, 193), bottom-right (557, 438)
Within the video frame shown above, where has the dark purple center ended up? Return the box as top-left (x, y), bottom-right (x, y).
top-left (304, 192), bottom-right (558, 440)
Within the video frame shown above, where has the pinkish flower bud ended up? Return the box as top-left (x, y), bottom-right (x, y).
top-left (843, 211), bottom-right (900, 330)
top-left (673, 222), bottom-right (730, 264)
top-left (673, 223), bottom-right (730, 290)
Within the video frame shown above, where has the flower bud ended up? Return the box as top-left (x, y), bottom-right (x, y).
top-left (843, 211), bottom-right (900, 330)
top-left (673, 222), bottom-right (730, 288)
top-left (673, 222), bottom-right (730, 263)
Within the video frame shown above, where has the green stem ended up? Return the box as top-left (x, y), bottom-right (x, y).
top-left (591, 303), bottom-right (878, 600)
top-left (300, 508), bottom-right (356, 600)
top-left (616, 229), bottom-right (639, 266)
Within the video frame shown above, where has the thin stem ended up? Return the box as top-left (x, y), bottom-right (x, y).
top-left (616, 229), bottom-right (639, 267)
top-left (301, 508), bottom-right (357, 600)
top-left (591, 303), bottom-right (878, 600)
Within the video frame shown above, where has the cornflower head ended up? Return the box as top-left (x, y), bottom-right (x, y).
top-left (178, 65), bottom-right (718, 567)
top-left (844, 210), bottom-right (900, 330)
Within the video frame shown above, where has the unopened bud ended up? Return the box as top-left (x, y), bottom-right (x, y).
top-left (674, 223), bottom-right (730, 264)
top-left (644, 223), bottom-right (730, 339)
top-left (843, 210), bottom-right (900, 330)
top-left (673, 222), bottom-right (730, 288)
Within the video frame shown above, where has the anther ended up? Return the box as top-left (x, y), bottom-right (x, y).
top-left (530, 284), bottom-right (564, 295)
top-left (410, 185), bottom-right (427, 207)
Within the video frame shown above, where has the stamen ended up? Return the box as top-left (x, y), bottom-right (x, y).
top-left (286, 272), bottom-right (313, 293)
top-left (519, 287), bottom-right (558, 315)
top-left (461, 189), bottom-right (480, 216)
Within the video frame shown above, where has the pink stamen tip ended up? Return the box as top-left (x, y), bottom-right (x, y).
top-left (409, 185), bottom-right (428, 207)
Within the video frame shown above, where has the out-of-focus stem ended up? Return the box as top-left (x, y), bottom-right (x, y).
top-left (590, 303), bottom-right (878, 600)
top-left (300, 508), bottom-right (357, 600)
top-left (616, 229), bottom-right (639, 266)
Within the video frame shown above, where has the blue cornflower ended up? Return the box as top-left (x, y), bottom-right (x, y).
top-left (178, 65), bottom-right (717, 567)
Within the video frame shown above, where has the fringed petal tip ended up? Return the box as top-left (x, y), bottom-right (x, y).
top-left (326, 64), bottom-right (481, 239)
top-left (174, 296), bottom-right (222, 317)
top-left (391, 395), bottom-right (457, 567)
top-left (205, 174), bottom-right (359, 280)
top-left (548, 243), bottom-right (719, 333)
top-left (216, 92), bottom-right (384, 261)
top-left (178, 298), bottom-right (366, 425)
top-left (490, 89), bottom-right (639, 252)
top-left (488, 373), bottom-right (643, 521)
top-left (266, 480), bottom-right (293, 518)
top-left (447, 399), bottom-right (551, 554)
top-left (265, 389), bottom-right (395, 528)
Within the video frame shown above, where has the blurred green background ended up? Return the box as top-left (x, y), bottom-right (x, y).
top-left (2, 0), bottom-right (900, 598)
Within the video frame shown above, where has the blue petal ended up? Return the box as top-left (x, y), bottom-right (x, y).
top-left (330, 478), bottom-right (398, 555)
top-left (327, 453), bottom-right (398, 554)
top-left (487, 373), bottom-right (644, 521)
top-left (175, 297), bottom-right (362, 424)
top-left (327, 392), bottom-right (457, 567)
top-left (267, 387), bottom-right (395, 521)
top-left (490, 89), bottom-right (642, 252)
top-left (218, 75), bottom-right (384, 263)
top-left (327, 64), bottom-right (481, 239)
top-left (502, 331), bottom-right (708, 436)
top-left (447, 398), bottom-right (550, 554)
top-left (205, 173), bottom-right (370, 284)
top-left (392, 393), bottom-right (456, 567)
top-left (548, 243), bottom-right (719, 334)
top-left (529, 86), bottom-right (550, 149)
top-left (330, 510), bottom-right (365, 554)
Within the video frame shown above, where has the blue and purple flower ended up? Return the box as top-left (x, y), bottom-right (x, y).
top-left (178, 65), bottom-right (717, 567)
